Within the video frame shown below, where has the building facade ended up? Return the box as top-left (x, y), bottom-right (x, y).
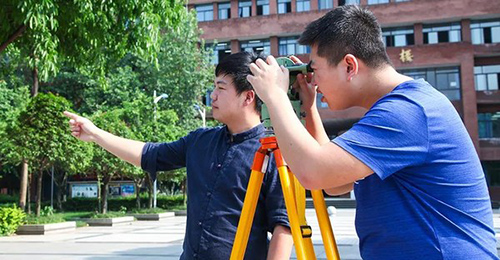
top-left (189, 0), bottom-right (500, 200)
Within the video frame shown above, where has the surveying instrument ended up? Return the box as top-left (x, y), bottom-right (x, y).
top-left (230, 57), bottom-right (341, 260)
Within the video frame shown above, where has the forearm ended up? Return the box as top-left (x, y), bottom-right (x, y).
top-left (268, 93), bottom-right (325, 184)
top-left (324, 183), bottom-right (354, 196)
top-left (304, 105), bottom-right (330, 145)
top-left (267, 225), bottom-right (293, 260)
top-left (93, 128), bottom-right (145, 167)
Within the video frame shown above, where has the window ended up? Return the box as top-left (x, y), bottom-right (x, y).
top-left (475, 65), bottom-right (500, 91)
top-left (400, 67), bottom-right (461, 100)
top-left (423, 23), bottom-right (461, 44)
top-left (278, 0), bottom-right (291, 14)
top-left (478, 114), bottom-right (500, 139)
top-left (395, 0), bottom-right (410, 2)
top-left (296, 0), bottom-right (310, 12)
top-left (218, 2), bottom-right (231, 20)
top-left (195, 4), bottom-right (213, 22)
top-left (318, 0), bottom-right (332, 10)
top-left (339, 0), bottom-right (359, 5)
top-left (257, 0), bottom-right (270, 15)
top-left (367, 0), bottom-right (389, 4)
top-left (382, 27), bottom-right (414, 47)
top-left (239, 0), bottom-right (252, 17)
top-left (279, 37), bottom-right (310, 56)
top-left (471, 19), bottom-right (500, 44)
top-left (207, 42), bottom-right (231, 65)
top-left (482, 161), bottom-right (500, 187)
top-left (241, 39), bottom-right (271, 55)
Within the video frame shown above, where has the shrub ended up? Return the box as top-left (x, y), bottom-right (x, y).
top-left (62, 195), bottom-right (184, 212)
top-left (0, 194), bottom-right (18, 205)
top-left (0, 204), bottom-right (26, 236)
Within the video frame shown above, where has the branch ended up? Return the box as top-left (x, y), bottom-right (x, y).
top-left (0, 24), bottom-right (27, 53)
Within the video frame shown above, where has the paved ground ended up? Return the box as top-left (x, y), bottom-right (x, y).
top-left (0, 208), bottom-right (499, 259)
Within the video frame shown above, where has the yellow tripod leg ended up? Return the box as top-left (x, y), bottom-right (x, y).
top-left (311, 190), bottom-right (341, 260)
top-left (230, 150), bottom-right (267, 260)
top-left (275, 149), bottom-right (316, 260)
top-left (289, 169), bottom-right (316, 257)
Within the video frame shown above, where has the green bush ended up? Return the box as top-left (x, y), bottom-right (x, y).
top-left (62, 195), bottom-right (184, 212)
top-left (90, 211), bottom-right (127, 219)
top-left (0, 204), bottom-right (26, 236)
top-left (0, 194), bottom-right (18, 205)
top-left (25, 214), bottom-right (65, 225)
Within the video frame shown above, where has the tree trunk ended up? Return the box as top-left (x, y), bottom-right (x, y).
top-left (35, 170), bottom-right (43, 217)
top-left (135, 180), bottom-right (141, 210)
top-left (100, 175), bottom-right (111, 214)
top-left (54, 173), bottom-right (67, 211)
top-left (146, 174), bottom-right (153, 209)
top-left (19, 160), bottom-right (28, 211)
top-left (19, 65), bottom-right (39, 212)
top-left (31, 67), bottom-right (39, 96)
top-left (182, 178), bottom-right (187, 206)
top-left (27, 173), bottom-right (31, 214)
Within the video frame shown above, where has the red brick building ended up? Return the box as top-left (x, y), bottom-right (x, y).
top-left (189, 0), bottom-right (500, 201)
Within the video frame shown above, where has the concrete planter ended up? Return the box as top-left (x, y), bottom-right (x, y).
top-left (174, 210), bottom-right (187, 216)
top-left (131, 212), bottom-right (175, 221)
top-left (85, 216), bottom-right (134, 226)
top-left (16, 221), bottom-right (76, 235)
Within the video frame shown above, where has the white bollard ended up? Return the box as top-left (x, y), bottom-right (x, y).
top-left (327, 206), bottom-right (337, 216)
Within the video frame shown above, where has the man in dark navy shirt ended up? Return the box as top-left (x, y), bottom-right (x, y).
top-left (64, 52), bottom-right (293, 259)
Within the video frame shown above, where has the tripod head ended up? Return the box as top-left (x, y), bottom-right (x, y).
top-left (261, 57), bottom-right (313, 133)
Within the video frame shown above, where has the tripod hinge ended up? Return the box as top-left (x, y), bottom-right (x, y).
top-left (300, 225), bottom-right (313, 238)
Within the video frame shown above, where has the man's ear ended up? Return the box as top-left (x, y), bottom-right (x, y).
top-left (344, 54), bottom-right (359, 82)
top-left (243, 90), bottom-right (256, 106)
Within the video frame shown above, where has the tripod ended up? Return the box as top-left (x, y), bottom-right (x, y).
top-left (230, 136), bottom-right (341, 260)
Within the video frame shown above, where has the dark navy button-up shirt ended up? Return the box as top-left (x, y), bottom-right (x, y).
top-left (141, 124), bottom-right (289, 260)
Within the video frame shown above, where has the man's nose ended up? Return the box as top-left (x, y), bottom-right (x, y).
top-left (310, 74), bottom-right (317, 86)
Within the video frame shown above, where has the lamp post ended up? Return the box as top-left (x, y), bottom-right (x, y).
top-left (153, 90), bottom-right (169, 208)
top-left (193, 104), bottom-right (206, 128)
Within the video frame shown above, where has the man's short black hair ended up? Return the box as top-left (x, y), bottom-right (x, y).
top-left (298, 5), bottom-right (391, 68)
top-left (215, 51), bottom-right (265, 114)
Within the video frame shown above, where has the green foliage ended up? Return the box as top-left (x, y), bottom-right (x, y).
top-left (0, 194), bottom-right (18, 205)
top-left (0, 62), bottom-right (30, 171)
top-left (0, 2), bottom-right (212, 203)
top-left (131, 207), bottom-right (167, 214)
top-left (7, 93), bottom-right (92, 172)
top-left (25, 214), bottom-right (65, 225)
top-left (0, 0), bottom-right (187, 81)
top-left (0, 204), bottom-right (26, 236)
top-left (88, 109), bottom-right (136, 178)
top-left (62, 195), bottom-right (184, 212)
top-left (40, 206), bottom-right (54, 216)
top-left (90, 211), bottom-right (127, 219)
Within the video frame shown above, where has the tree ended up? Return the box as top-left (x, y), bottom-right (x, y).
top-left (1, 0), bottom-right (185, 83)
top-left (0, 52), bottom-right (30, 207)
top-left (7, 93), bottom-right (92, 217)
top-left (121, 92), bottom-right (185, 208)
top-left (1, 0), bottom-right (187, 211)
top-left (88, 110), bottom-right (137, 214)
top-left (41, 9), bottom-right (213, 206)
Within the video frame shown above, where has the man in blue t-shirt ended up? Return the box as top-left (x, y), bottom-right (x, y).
top-left (64, 52), bottom-right (292, 259)
top-left (246, 5), bottom-right (498, 260)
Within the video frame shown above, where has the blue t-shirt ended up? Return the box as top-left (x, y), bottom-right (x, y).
top-left (141, 124), bottom-right (289, 260)
top-left (333, 79), bottom-right (498, 260)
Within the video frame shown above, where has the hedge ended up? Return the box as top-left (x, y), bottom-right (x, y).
top-left (62, 194), bottom-right (184, 212)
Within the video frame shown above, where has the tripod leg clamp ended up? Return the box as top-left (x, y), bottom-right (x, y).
top-left (300, 225), bottom-right (313, 238)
